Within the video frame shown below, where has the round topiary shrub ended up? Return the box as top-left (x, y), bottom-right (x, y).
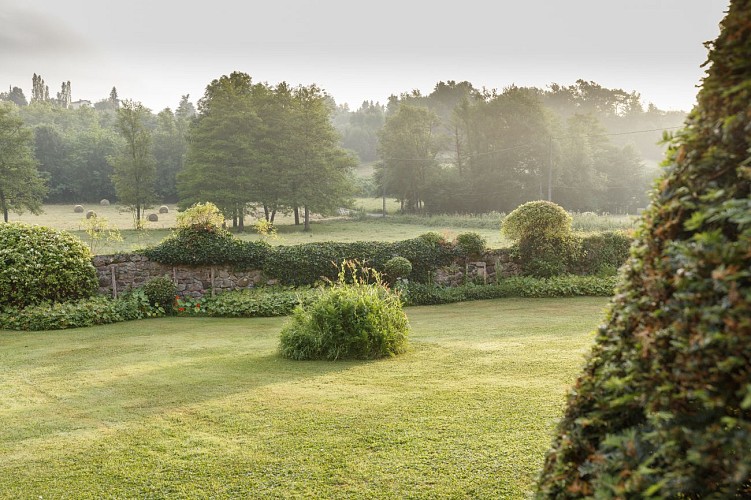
top-left (0, 222), bottom-right (98, 308)
top-left (142, 276), bottom-right (177, 314)
top-left (455, 232), bottom-right (487, 259)
top-left (501, 200), bottom-right (572, 242)
top-left (159, 205), bottom-right (169, 214)
top-left (279, 264), bottom-right (410, 360)
top-left (74, 205), bottom-right (84, 213)
top-left (384, 256), bottom-right (412, 283)
top-left (100, 199), bottom-right (110, 206)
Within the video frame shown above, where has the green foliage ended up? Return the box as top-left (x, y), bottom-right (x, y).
top-left (144, 224), bottom-right (269, 268)
top-left (537, 3), bottom-right (751, 496)
top-left (0, 292), bottom-right (160, 331)
top-left (176, 202), bottom-right (225, 229)
top-left (514, 235), bottom-right (582, 278)
top-left (0, 222), bottom-right (98, 308)
top-left (455, 232), bottom-right (487, 258)
top-left (183, 287), bottom-right (317, 318)
top-left (383, 257), bottom-right (412, 283)
top-left (575, 231), bottom-right (632, 276)
top-left (0, 103), bottom-right (47, 222)
top-left (142, 276), bottom-right (177, 314)
top-left (501, 200), bottom-right (572, 242)
top-left (399, 275), bottom-right (617, 306)
top-left (279, 263), bottom-right (410, 360)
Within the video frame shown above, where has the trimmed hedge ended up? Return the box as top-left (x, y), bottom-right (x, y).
top-left (536, 2), bottom-right (751, 497)
top-left (0, 222), bottom-right (98, 308)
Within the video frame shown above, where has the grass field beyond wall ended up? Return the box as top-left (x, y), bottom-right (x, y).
top-left (0, 297), bottom-right (607, 498)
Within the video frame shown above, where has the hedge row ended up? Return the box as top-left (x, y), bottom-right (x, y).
top-left (1, 276), bottom-right (618, 331)
top-left (144, 228), bottom-right (631, 285)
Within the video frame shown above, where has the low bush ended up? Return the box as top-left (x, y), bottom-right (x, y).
top-left (576, 230), bottom-right (632, 276)
top-left (455, 232), bottom-right (487, 259)
top-left (383, 257), bottom-right (412, 284)
top-left (399, 275), bottom-right (618, 306)
top-left (513, 235), bottom-right (582, 278)
top-left (0, 222), bottom-right (98, 308)
top-left (0, 292), bottom-right (161, 331)
top-left (185, 287), bottom-right (317, 318)
top-left (142, 276), bottom-right (177, 314)
top-left (279, 264), bottom-right (410, 360)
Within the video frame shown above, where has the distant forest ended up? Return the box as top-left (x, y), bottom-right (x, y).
top-left (1, 75), bottom-right (686, 216)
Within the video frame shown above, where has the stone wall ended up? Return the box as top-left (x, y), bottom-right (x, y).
top-left (92, 254), bottom-right (267, 298)
top-left (92, 250), bottom-right (522, 298)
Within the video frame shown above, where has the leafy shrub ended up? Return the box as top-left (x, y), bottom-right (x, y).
top-left (144, 225), bottom-right (269, 268)
top-left (514, 234), bottom-right (582, 278)
top-left (0, 292), bottom-right (160, 331)
top-left (383, 256), bottom-right (412, 283)
top-left (455, 232), bottom-right (487, 259)
top-left (0, 222), bottom-right (98, 308)
top-left (142, 276), bottom-right (177, 314)
top-left (191, 287), bottom-right (317, 317)
top-left (176, 201), bottom-right (225, 229)
top-left (279, 264), bottom-right (410, 360)
top-left (537, 5), bottom-right (751, 497)
top-left (501, 200), bottom-right (572, 242)
top-left (399, 275), bottom-right (617, 306)
top-left (575, 231), bottom-right (632, 276)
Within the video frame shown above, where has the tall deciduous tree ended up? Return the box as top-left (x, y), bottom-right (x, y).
top-left (110, 100), bottom-right (156, 227)
top-left (287, 84), bottom-right (356, 230)
top-left (0, 103), bottom-right (47, 221)
top-left (178, 72), bottom-right (259, 228)
top-left (377, 104), bottom-right (441, 213)
top-left (536, 0), bottom-right (751, 496)
top-left (0, 86), bottom-right (28, 106)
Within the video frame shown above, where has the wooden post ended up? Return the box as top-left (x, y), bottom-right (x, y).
top-left (110, 264), bottom-right (117, 299)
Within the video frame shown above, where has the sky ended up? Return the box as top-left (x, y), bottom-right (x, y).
top-left (0, 0), bottom-right (730, 113)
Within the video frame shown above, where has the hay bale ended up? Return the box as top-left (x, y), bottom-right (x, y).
top-left (147, 213), bottom-right (159, 222)
top-left (86, 210), bottom-right (96, 219)
top-left (74, 205), bottom-right (84, 213)
top-left (100, 199), bottom-right (110, 206)
top-left (159, 205), bottom-right (169, 214)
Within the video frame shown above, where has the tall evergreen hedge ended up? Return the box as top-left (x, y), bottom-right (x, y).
top-left (536, 1), bottom-right (751, 497)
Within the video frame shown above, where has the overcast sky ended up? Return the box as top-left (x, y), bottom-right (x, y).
top-left (0, 0), bottom-right (729, 112)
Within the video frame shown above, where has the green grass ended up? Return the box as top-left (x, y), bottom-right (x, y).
top-left (0, 297), bottom-right (606, 498)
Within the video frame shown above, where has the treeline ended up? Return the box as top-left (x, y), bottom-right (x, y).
top-left (333, 80), bottom-right (686, 214)
top-left (1, 74), bottom-right (686, 221)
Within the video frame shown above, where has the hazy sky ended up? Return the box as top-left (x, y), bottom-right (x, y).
top-left (0, 0), bottom-right (729, 112)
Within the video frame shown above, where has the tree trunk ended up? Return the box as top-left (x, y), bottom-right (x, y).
top-left (238, 210), bottom-right (244, 230)
top-left (270, 210), bottom-right (276, 224)
top-left (263, 204), bottom-right (270, 222)
top-left (303, 205), bottom-right (311, 232)
top-left (294, 206), bottom-right (300, 225)
top-left (0, 191), bottom-right (7, 222)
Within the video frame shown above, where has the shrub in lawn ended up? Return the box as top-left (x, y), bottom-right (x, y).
top-left (142, 276), bottom-right (177, 314)
top-left (513, 234), bottom-right (582, 278)
top-left (537, 4), bottom-right (751, 497)
top-left (279, 263), bottom-right (410, 360)
top-left (383, 256), bottom-right (412, 284)
top-left (0, 222), bottom-right (98, 308)
top-left (176, 201), bottom-right (225, 229)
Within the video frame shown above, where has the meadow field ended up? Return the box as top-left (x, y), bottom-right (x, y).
top-left (10, 201), bottom-right (635, 255)
top-left (0, 297), bottom-right (607, 498)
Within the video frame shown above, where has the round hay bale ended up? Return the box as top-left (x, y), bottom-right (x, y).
top-left (100, 199), bottom-right (110, 206)
top-left (74, 205), bottom-right (84, 213)
top-left (159, 205), bottom-right (169, 214)
top-left (147, 213), bottom-right (159, 222)
top-left (86, 210), bottom-right (96, 219)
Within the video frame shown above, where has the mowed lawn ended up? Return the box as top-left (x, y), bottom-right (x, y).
top-left (0, 297), bottom-right (607, 498)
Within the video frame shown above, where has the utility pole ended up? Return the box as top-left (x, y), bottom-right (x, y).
top-left (547, 135), bottom-right (553, 201)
